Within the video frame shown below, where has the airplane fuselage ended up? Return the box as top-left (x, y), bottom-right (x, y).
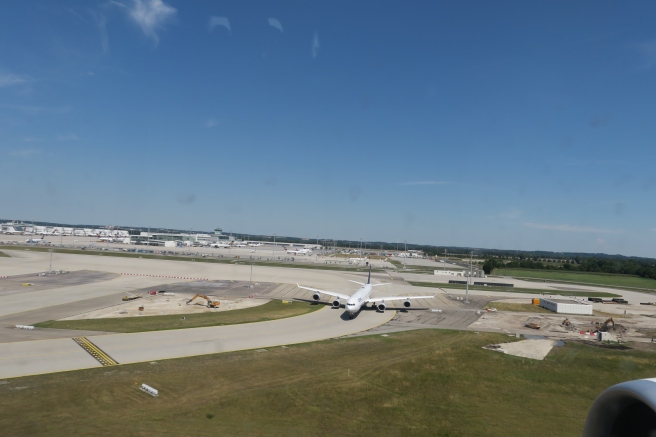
top-left (345, 284), bottom-right (373, 315)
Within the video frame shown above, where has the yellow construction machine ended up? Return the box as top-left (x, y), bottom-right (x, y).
top-left (186, 294), bottom-right (220, 308)
top-left (595, 317), bottom-right (615, 332)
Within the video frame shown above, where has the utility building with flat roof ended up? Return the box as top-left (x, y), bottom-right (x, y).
top-left (539, 298), bottom-right (592, 315)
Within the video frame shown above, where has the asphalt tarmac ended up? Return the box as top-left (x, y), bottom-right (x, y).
top-left (0, 306), bottom-right (394, 379)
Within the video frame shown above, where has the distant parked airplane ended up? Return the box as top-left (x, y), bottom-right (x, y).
top-left (26, 237), bottom-right (47, 244)
top-left (285, 246), bottom-right (313, 255)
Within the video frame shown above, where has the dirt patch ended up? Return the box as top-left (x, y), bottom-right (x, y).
top-left (62, 294), bottom-right (269, 320)
top-left (626, 342), bottom-right (656, 353)
top-left (637, 328), bottom-right (656, 338)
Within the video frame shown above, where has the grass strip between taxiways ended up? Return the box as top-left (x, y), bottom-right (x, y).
top-left (408, 281), bottom-right (622, 297)
top-left (35, 300), bottom-right (322, 333)
top-left (493, 268), bottom-right (656, 291)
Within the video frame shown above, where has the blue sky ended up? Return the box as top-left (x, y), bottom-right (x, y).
top-left (1, 1), bottom-right (656, 257)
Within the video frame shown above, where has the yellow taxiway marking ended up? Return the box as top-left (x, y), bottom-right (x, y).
top-left (72, 337), bottom-right (119, 366)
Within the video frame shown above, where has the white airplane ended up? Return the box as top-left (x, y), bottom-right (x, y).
top-left (231, 242), bottom-right (248, 247)
top-left (97, 237), bottom-right (115, 243)
top-left (285, 246), bottom-right (313, 255)
top-left (297, 267), bottom-right (434, 319)
top-left (26, 237), bottom-right (47, 244)
top-left (248, 242), bottom-right (263, 247)
top-left (210, 242), bottom-right (230, 248)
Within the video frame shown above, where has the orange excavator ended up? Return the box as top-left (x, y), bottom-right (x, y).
top-left (595, 317), bottom-right (615, 332)
top-left (186, 294), bottom-right (220, 308)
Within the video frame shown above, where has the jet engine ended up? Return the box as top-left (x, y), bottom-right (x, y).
top-left (583, 378), bottom-right (656, 437)
top-left (377, 302), bottom-right (386, 312)
top-left (403, 299), bottom-right (411, 308)
top-left (312, 293), bottom-right (321, 301)
top-left (331, 299), bottom-right (340, 308)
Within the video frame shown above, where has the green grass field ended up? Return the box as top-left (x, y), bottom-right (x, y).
top-left (408, 281), bottom-right (621, 297)
top-left (0, 250), bottom-right (8, 257)
top-left (2, 329), bottom-right (655, 436)
top-left (35, 300), bottom-right (322, 333)
top-left (494, 268), bottom-right (656, 290)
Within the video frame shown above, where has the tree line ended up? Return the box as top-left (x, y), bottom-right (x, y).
top-left (482, 256), bottom-right (656, 280)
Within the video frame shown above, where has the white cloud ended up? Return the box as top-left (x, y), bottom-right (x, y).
top-left (312, 32), bottom-right (320, 58)
top-left (398, 181), bottom-right (453, 186)
top-left (524, 223), bottom-right (622, 234)
top-left (268, 18), bottom-right (283, 33)
top-left (21, 137), bottom-right (41, 143)
top-left (631, 40), bottom-right (656, 68)
top-left (96, 13), bottom-right (109, 52)
top-left (1, 104), bottom-right (72, 114)
top-left (56, 133), bottom-right (79, 141)
top-left (205, 119), bottom-right (218, 128)
top-left (10, 148), bottom-right (41, 158)
top-left (0, 74), bottom-right (28, 88)
top-left (126, 0), bottom-right (176, 45)
top-left (499, 208), bottom-right (522, 219)
top-left (209, 16), bottom-right (231, 34)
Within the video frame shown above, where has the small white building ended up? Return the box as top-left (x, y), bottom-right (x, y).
top-left (434, 269), bottom-right (485, 278)
top-left (539, 298), bottom-right (592, 315)
top-left (434, 270), bottom-right (466, 277)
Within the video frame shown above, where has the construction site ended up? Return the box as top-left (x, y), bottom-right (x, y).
top-left (63, 291), bottom-right (269, 320)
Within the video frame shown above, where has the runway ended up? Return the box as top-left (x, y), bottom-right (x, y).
top-left (0, 306), bottom-right (395, 379)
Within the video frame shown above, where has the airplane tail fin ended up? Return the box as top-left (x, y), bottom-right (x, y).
top-left (367, 265), bottom-right (371, 284)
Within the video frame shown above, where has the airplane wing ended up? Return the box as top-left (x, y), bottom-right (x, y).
top-left (366, 295), bottom-right (435, 303)
top-left (296, 284), bottom-right (350, 300)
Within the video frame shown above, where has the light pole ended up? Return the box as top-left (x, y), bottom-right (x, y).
top-left (465, 251), bottom-right (472, 303)
top-left (444, 249), bottom-right (446, 272)
top-left (470, 251), bottom-right (473, 284)
top-left (273, 233), bottom-right (276, 258)
top-left (147, 225), bottom-right (150, 247)
top-left (48, 248), bottom-right (53, 273)
top-left (360, 238), bottom-right (362, 255)
top-left (403, 240), bottom-right (407, 269)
